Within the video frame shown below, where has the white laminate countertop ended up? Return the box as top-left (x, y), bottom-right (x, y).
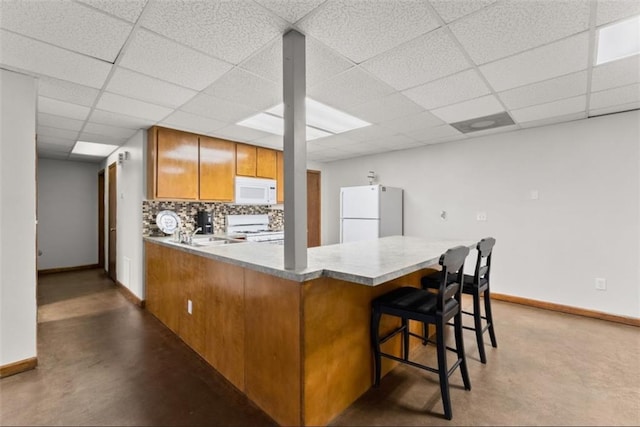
top-left (144, 235), bottom-right (476, 286)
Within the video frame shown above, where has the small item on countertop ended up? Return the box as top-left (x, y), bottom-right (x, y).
top-left (156, 210), bottom-right (181, 235)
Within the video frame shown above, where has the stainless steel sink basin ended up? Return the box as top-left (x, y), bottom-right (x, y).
top-left (187, 237), bottom-right (244, 247)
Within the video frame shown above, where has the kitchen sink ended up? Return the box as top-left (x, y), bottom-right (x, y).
top-left (187, 237), bottom-right (245, 247)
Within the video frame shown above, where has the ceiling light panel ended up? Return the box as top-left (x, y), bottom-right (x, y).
top-left (449, 0), bottom-right (590, 64)
top-left (141, 0), bottom-right (287, 64)
top-left (72, 141), bottom-right (119, 157)
top-left (0, 0), bottom-right (132, 62)
top-left (429, 0), bottom-right (497, 24)
top-left (590, 83), bottom-right (640, 110)
top-left (510, 95), bottom-right (586, 123)
top-left (180, 93), bottom-right (256, 123)
top-left (479, 32), bottom-right (589, 92)
top-left (204, 68), bottom-right (280, 111)
top-left (430, 95), bottom-right (504, 123)
top-left (160, 111), bottom-right (227, 135)
top-left (38, 97), bottom-right (91, 121)
top-left (254, 0), bottom-right (326, 23)
top-left (237, 113), bottom-right (333, 140)
top-left (498, 71), bottom-right (588, 110)
top-left (362, 28), bottom-right (470, 91)
top-left (308, 67), bottom-right (396, 110)
top-left (38, 77), bottom-right (100, 107)
top-left (37, 113), bottom-right (85, 132)
top-left (119, 29), bottom-right (233, 91)
top-left (596, 15), bottom-right (640, 65)
top-left (591, 55), bottom-right (640, 92)
top-left (346, 93), bottom-right (423, 124)
top-left (106, 68), bottom-right (197, 108)
top-left (76, 0), bottom-right (147, 23)
top-left (0, 30), bottom-right (111, 88)
top-left (96, 92), bottom-right (173, 122)
top-left (88, 109), bottom-right (155, 130)
top-left (596, 0), bottom-right (640, 26)
top-left (297, 0), bottom-right (439, 64)
top-left (303, 98), bottom-right (372, 133)
top-left (403, 69), bottom-right (491, 110)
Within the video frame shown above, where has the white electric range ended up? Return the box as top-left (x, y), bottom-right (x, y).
top-left (226, 214), bottom-right (284, 244)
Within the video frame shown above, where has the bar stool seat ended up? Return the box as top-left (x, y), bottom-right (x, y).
top-left (371, 245), bottom-right (471, 420)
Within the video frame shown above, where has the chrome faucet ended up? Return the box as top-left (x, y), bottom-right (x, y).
top-left (182, 227), bottom-right (202, 245)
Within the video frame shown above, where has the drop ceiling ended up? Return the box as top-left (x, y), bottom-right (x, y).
top-left (1, 0), bottom-right (639, 163)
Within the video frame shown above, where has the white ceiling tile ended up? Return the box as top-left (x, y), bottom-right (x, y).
top-left (251, 135), bottom-right (283, 149)
top-left (38, 151), bottom-right (72, 160)
top-left (106, 68), bottom-right (197, 108)
top-left (37, 125), bottom-right (80, 141)
top-left (297, 0), bottom-right (440, 63)
top-left (38, 97), bottom-right (91, 121)
top-left (76, 0), bottom-right (148, 23)
top-left (589, 101), bottom-right (640, 117)
top-left (338, 142), bottom-right (390, 156)
top-left (403, 124), bottom-right (461, 142)
top-left (519, 112), bottom-right (586, 129)
top-left (339, 124), bottom-right (398, 142)
top-left (308, 68), bottom-right (396, 110)
top-left (430, 95), bottom-right (504, 123)
top-left (0, 0), bottom-right (133, 62)
top-left (450, 0), bottom-right (590, 64)
top-left (403, 69), bottom-right (491, 110)
top-left (596, 0), bottom-right (640, 26)
top-left (38, 77), bottom-right (100, 107)
top-left (368, 134), bottom-right (422, 150)
top-left (0, 30), bottom-right (111, 88)
top-left (204, 68), bottom-right (280, 110)
top-left (119, 29), bottom-right (233, 91)
top-left (309, 134), bottom-right (358, 150)
top-left (362, 28), bottom-right (470, 91)
top-left (96, 92), bottom-right (172, 122)
top-left (141, 0), bottom-right (287, 64)
top-left (89, 109), bottom-right (155, 129)
top-left (78, 132), bottom-right (127, 145)
top-left (463, 124), bottom-right (519, 138)
top-left (254, 0), bottom-right (325, 23)
top-left (591, 55), bottom-right (640, 92)
top-left (37, 113), bottom-right (84, 132)
top-left (590, 83), bottom-right (640, 109)
top-left (379, 111), bottom-right (445, 134)
top-left (212, 125), bottom-right (273, 142)
top-left (479, 32), bottom-right (589, 92)
top-left (180, 93), bottom-right (257, 123)
top-left (346, 93), bottom-right (424, 124)
top-left (498, 71), bottom-right (588, 110)
top-left (37, 135), bottom-right (76, 148)
top-left (160, 111), bottom-right (228, 135)
top-left (422, 134), bottom-right (467, 146)
top-left (429, 0), bottom-right (497, 24)
top-left (83, 122), bottom-right (138, 140)
top-left (511, 95), bottom-right (586, 123)
top-left (67, 153), bottom-right (107, 163)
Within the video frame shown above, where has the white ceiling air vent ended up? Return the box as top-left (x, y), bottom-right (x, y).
top-left (449, 112), bottom-right (515, 134)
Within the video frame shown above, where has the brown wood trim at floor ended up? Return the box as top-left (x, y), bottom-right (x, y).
top-left (116, 280), bottom-right (145, 308)
top-left (0, 357), bottom-right (37, 378)
top-left (38, 264), bottom-right (99, 275)
top-left (491, 293), bottom-right (640, 327)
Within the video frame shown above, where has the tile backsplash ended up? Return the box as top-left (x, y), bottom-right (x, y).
top-left (143, 201), bottom-right (284, 236)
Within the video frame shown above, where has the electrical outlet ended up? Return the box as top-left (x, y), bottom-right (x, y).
top-left (476, 212), bottom-right (487, 221)
top-left (187, 299), bottom-right (193, 314)
top-left (595, 278), bottom-right (607, 291)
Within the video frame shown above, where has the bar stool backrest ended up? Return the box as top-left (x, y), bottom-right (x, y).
top-left (473, 237), bottom-right (496, 285)
top-left (437, 245), bottom-right (470, 311)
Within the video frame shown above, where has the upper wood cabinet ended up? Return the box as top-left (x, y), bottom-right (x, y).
top-left (199, 136), bottom-right (236, 201)
top-left (256, 147), bottom-right (277, 179)
top-left (276, 150), bottom-right (284, 203)
top-left (236, 143), bottom-right (257, 177)
top-left (148, 126), bottom-right (199, 200)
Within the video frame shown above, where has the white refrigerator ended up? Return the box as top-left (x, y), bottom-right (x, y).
top-left (340, 185), bottom-right (403, 243)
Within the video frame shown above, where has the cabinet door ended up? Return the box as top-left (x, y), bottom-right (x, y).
top-left (236, 143), bottom-right (257, 176)
top-left (156, 128), bottom-right (199, 199)
top-left (276, 150), bottom-right (284, 203)
top-left (256, 147), bottom-right (277, 179)
top-left (200, 136), bottom-right (235, 201)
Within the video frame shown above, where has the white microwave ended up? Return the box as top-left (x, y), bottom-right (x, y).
top-left (235, 176), bottom-right (277, 205)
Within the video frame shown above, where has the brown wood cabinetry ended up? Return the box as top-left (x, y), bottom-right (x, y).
top-left (256, 147), bottom-right (277, 179)
top-left (199, 136), bottom-right (236, 201)
top-left (235, 143), bottom-right (257, 177)
top-left (276, 150), bottom-right (284, 203)
top-left (148, 127), bottom-right (199, 199)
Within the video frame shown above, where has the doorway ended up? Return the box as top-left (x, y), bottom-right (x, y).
top-left (307, 170), bottom-right (321, 248)
top-left (107, 163), bottom-right (117, 282)
top-left (98, 169), bottom-right (105, 269)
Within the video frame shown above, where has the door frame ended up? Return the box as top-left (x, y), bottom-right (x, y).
top-left (98, 169), bottom-right (105, 269)
top-left (307, 169), bottom-right (321, 248)
top-left (107, 163), bottom-right (117, 282)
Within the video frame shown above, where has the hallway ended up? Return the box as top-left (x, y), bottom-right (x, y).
top-left (0, 268), bottom-right (638, 426)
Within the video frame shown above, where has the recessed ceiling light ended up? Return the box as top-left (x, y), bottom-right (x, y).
top-left (238, 97), bottom-right (370, 140)
top-left (72, 141), bottom-right (119, 157)
top-left (596, 14), bottom-right (640, 65)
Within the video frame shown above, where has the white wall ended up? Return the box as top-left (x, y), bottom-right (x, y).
top-left (37, 159), bottom-right (99, 270)
top-left (103, 130), bottom-right (145, 300)
top-left (0, 70), bottom-right (37, 366)
top-left (320, 111), bottom-right (640, 318)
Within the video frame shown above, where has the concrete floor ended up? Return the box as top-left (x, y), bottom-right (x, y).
top-left (1, 268), bottom-right (638, 426)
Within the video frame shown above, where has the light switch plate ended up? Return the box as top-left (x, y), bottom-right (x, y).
top-left (476, 212), bottom-right (487, 221)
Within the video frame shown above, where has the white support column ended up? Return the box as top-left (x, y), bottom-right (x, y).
top-left (283, 29), bottom-right (307, 270)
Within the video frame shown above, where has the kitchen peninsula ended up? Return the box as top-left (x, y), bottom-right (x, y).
top-left (144, 236), bottom-right (474, 426)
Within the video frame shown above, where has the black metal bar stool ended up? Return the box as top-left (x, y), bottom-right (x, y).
top-left (422, 237), bottom-right (497, 363)
top-left (370, 245), bottom-right (471, 420)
